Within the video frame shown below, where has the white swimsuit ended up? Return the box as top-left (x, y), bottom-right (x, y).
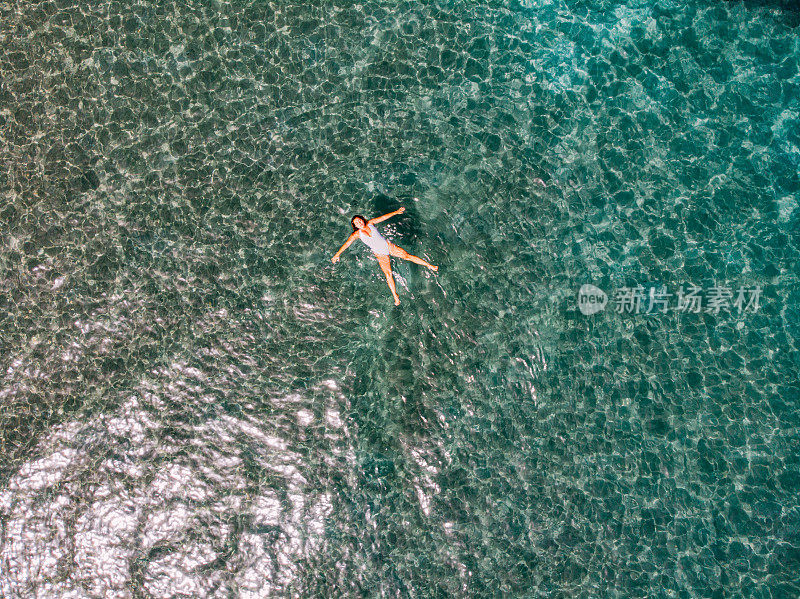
top-left (359, 224), bottom-right (391, 255)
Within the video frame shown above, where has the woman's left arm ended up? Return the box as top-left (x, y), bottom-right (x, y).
top-left (368, 207), bottom-right (405, 225)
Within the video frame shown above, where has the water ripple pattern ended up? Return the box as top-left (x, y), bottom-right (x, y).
top-left (1, 0), bottom-right (799, 597)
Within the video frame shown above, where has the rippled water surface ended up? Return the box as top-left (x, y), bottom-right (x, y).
top-left (1, 0), bottom-right (799, 596)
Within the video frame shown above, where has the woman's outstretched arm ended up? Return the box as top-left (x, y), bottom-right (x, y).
top-left (368, 207), bottom-right (405, 225)
top-left (331, 231), bottom-right (359, 263)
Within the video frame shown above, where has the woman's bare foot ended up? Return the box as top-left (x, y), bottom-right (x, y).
top-left (394, 297), bottom-right (400, 305)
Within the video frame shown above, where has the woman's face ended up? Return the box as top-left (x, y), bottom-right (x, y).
top-left (353, 217), bottom-right (366, 229)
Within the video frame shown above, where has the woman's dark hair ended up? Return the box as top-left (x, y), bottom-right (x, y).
top-left (351, 215), bottom-right (367, 231)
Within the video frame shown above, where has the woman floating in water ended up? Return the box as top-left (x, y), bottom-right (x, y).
top-left (331, 207), bottom-right (438, 305)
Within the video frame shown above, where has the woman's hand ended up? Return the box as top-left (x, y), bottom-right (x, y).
top-left (397, 207), bottom-right (405, 214)
top-left (331, 255), bottom-right (340, 264)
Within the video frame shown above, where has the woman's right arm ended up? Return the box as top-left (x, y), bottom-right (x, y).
top-left (332, 232), bottom-right (359, 263)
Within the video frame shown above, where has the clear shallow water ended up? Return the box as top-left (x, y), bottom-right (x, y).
top-left (1, 0), bottom-right (799, 596)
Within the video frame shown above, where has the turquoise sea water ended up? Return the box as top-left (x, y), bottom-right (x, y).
top-left (1, 0), bottom-right (799, 596)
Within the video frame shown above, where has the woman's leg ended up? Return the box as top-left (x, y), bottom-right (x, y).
top-left (389, 243), bottom-right (438, 271)
top-left (376, 254), bottom-right (400, 305)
